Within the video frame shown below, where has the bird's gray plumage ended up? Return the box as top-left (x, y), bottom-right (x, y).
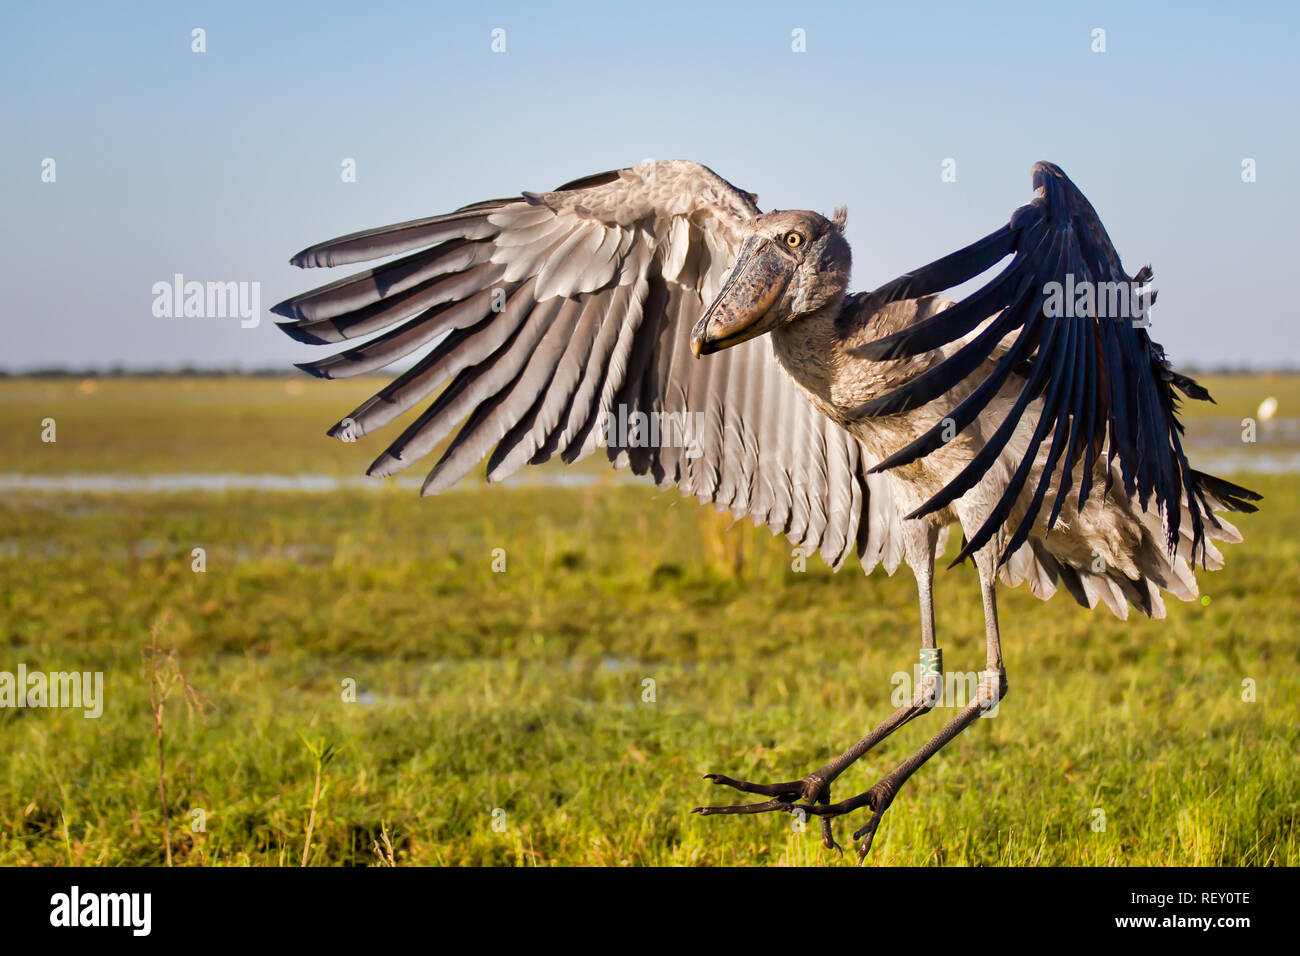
top-left (275, 158), bottom-right (1261, 858)
top-left (274, 159), bottom-right (1257, 617)
top-left (274, 160), bottom-right (902, 572)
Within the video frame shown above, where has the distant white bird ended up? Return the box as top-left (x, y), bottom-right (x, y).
top-left (275, 160), bottom-right (1260, 858)
top-left (1258, 396), bottom-right (1278, 422)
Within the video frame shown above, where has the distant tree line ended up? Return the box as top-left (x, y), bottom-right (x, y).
top-left (0, 366), bottom-right (323, 378)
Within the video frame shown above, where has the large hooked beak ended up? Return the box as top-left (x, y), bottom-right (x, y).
top-left (690, 236), bottom-right (794, 357)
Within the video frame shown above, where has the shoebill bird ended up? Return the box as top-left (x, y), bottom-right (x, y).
top-left (273, 160), bottom-right (1260, 859)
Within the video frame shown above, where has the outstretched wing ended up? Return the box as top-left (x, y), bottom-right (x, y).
top-left (274, 160), bottom-right (901, 573)
top-left (850, 161), bottom-right (1258, 567)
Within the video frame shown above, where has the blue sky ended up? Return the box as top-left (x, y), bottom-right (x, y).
top-left (2, 0), bottom-right (1296, 370)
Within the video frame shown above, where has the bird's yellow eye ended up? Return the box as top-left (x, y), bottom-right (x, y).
top-left (785, 232), bottom-right (804, 248)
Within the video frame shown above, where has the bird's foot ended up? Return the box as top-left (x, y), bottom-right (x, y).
top-left (790, 778), bottom-right (900, 862)
top-left (693, 772), bottom-right (842, 852)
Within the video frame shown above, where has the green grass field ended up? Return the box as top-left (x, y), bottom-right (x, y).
top-left (1, 376), bottom-right (1297, 866)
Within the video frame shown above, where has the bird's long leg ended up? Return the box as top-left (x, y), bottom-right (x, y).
top-left (793, 555), bottom-right (1008, 860)
top-left (694, 526), bottom-right (944, 850)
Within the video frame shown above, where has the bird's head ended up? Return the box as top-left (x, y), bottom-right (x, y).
top-left (691, 208), bottom-right (850, 357)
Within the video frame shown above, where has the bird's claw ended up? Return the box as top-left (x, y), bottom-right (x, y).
top-left (694, 772), bottom-right (842, 855)
top-left (852, 783), bottom-right (898, 861)
top-left (820, 818), bottom-right (843, 856)
top-left (783, 779), bottom-right (898, 861)
top-left (692, 773), bottom-right (805, 815)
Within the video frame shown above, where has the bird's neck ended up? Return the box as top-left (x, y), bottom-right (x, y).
top-left (769, 300), bottom-right (849, 402)
top-left (770, 293), bottom-right (947, 424)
